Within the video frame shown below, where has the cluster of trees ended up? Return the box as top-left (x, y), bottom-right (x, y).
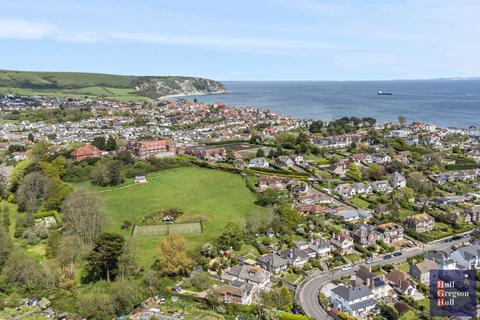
top-left (5, 105), bottom-right (93, 124)
top-left (92, 136), bottom-right (118, 151)
top-left (309, 117), bottom-right (376, 136)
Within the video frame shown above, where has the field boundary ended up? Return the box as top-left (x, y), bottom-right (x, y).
top-left (131, 220), bottom-right (203, 237)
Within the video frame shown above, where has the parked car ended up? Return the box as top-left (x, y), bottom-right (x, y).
top-left (393, 252), bottom-right (403, 257)
top-left (341, 264), bottom-right (352, 271)
top-left (383, 254), bottom-right (392, 260)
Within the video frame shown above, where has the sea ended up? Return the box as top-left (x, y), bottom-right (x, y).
top-left (183, 80), bottom-right (480, 128)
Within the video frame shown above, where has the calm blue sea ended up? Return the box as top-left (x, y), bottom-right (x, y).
top-left (185, 80), bottom-right (480, 128)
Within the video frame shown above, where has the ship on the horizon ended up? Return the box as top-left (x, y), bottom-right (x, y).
top-left (377, 91), bottom-right (393, 95)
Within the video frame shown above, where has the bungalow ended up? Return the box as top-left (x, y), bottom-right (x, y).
top-left (276, 156), bottom-right (294, 168)
top-left (390, 172), bottom-right (407, 188)
top-left (355, 265), bottom-right (391, 299)
top-left (330, 284), bottom-right (376, 317)
top-left (233, 159), bottom-right (246, 169)
top-left (248, 157), bottom-right (270, 169)
top-left (372, 154), bottom-right (391, 164)
top-left (335, 209), bottom-right (372, 222)
top-left (444, 211), bottom-right (472, 224)
top-left (256, 253), bottom-right (288, 274)
top-left (215, 280), bottom-right (255, 305)
top-left (393, 152), bottom-right (411, 165)
top-left (299, 204), bottom-right (326, 215)
top-left (330, 232), bottom-right (354, 254)
top-left (449, 242), bottom-right (480, 270)
top-left (435, 195), bottom-right (466, 206)
top-left (370, 180), bottom-right (393, 193)
top-left (329, 163), bottom-right (348, 177)
top-left (375, 223), bottom-right (404, 244)
top-left (404, 213), bottom-right (435, 233)
top-left (258, 176), bottom-right (286, 191)
top-left (134, 175), bottom-right (147, 183)
top-left (227, 265), bottom-right (271, 290)
top-left (409, 259), bottom-right (438, 284)
top-left (385, 270), bottom-right (417, 296)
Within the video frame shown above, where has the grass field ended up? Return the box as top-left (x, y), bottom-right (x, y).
top-left (81, 167), bottom-right (265, 267)
top-left (349, 197), bottom-right (370, 209)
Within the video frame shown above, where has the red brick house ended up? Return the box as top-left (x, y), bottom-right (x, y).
top-left (132, 139), bottom-right (176, 159)
top-left (72, 145), bottom-right (101, 161)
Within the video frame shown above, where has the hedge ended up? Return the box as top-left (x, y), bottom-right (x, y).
top-left (33, 210), bottom-right (62, 225)
top-left (278, 312), bottom-right (313, 320)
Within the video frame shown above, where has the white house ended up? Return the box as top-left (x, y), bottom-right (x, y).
top-left (449, 242), bottom-right (480, 270)
top-left (330, 284), bottom-right (376, 317)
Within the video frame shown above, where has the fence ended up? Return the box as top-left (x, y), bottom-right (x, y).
top-left (132, 221), bottom-right (203, 237)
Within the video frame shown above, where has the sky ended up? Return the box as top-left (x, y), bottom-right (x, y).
top-left (0, 0), bottom-right (479, 81)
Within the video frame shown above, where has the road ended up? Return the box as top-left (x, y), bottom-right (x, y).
top-left (296, 233), bottom-right (473, 320)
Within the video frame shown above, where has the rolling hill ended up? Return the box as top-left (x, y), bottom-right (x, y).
top-left (0, 70), bottom-right (225, 100)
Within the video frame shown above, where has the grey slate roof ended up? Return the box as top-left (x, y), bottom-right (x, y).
top-left (331, 284), bottom-right (372, 301)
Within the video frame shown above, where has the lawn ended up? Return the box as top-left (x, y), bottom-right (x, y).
top-left (396, 262), bottom-right (410, 273)
top-left (349, 197), bottom-right (370, 209)
top-left (282, 272), bottom-right (303, 284)
top-left (82, 167), bottom-right (265, 267)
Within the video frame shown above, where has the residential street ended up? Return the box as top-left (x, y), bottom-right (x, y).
top-left (296, 233), bottom-right (473, 320)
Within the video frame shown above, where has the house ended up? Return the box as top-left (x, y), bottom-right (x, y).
top-left (372, 154), bottom-right (391, 164)
top-left (404, 213), bottom-right (435, 232)
top-left (258, 176), bottom-right (286, 191)
top-left (278, 248), bottom-right (310, 267)
top-left (449, 242), bottom-right (480, 270)
top-left (350, 223), bottom-right (379, 246)
top-left (335, 209), bottom-right (372, 222)
top-left (375, 223), bottom-right (404, 244)
top-left (370, 180), bottom-right (393, 193)
top-left (276, 156), bottom-right (294, 168)
top-left (393, 152), bottom-right (411, 165)
top-left (186, 145), bottom-right (226, 161)
top-left (409, 259), bottom-right (438, 284)
top-left (435, 195), bottom-right (466, 206)
top-left (329, 163), bottom-right (348, 177)
top-left (256, 253), bottom-right (288, 273)
top-left (294, 155), bottom-right (305, 166)
top-left (131, 139), bottom-right (176, 158)
top-left (335, 184), bottom-right (356, 198)
top-left (355, 265), bottom-right (391, 299)
top-left (330, 283), bottom-right (376, 317)
top-left (390, 172), bottom-right (407, 188)
top-left (72, 145), bottom-right (101, 161)
top-left (330, 232), bottom-right (354, 254)
top-left (248, 157), bottom-right (269, 168)
top-left (353, 182), bottom-right (372, 195)
top-left (444, 211), bottom-right (472, 224)
top-left (385, 270), bottom-right (417, 296)
top-left (308, 238), bottom-right (331, 257)
top-left (233, 159), bottom-right (246, 169)
top-left (227, 265), bottom-right (271, 290)
top-left (215, 280), bottom-right (256, 305)
top-left (465, 205), bottom-right (480, 222)
top-left (299, 205), bottom-right (326, 215)
top-left (134, 175), bottom-right (147, 183)
top-left (424, 251), bottom-right (456, 270)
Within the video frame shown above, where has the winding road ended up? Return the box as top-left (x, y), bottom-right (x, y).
top-left (296, 233), bottom-right (473, 320)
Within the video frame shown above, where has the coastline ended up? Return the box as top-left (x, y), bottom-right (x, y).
top-left (159, 90), bottom-right (227, 100)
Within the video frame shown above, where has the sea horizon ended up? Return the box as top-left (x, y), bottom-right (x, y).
top-left (182, 79), bottom-right (480, 128)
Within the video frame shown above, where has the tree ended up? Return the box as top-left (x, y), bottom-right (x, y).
top-left (28, 133), bottom-right (35, 142)
top-left (256, 148), bottom-right (265, 158)
top-left (116, 150), bottom-right (134, 164)
top-left (61, 187), bottom-right (105, 244)
top-left (84, 232), bottom-right (125, 282)
top-left (398, 116), bottom-right (406, 127)
top-left (43, 177), bottom-right (73, 211)
top-left (257, 188), bottom-right (280, 206)
top-left (93, 136), bottom-right (106, 150)
top-left (16, 172), bottom-right (48, 213)
top-left (367, 164), bottom-right (385, 181)
top-left (226, 150), bottom-right (236, 162)
top-left (91, 160), bottom-right (123, 186)
top-left (309, 120), bottom-right (324, 133)
top-left (346, 164), bottom-right (362, 182)
top-left (155, 233), bottom-right (192, 276)
top-left (215, 222), bottom-right (244, 251)
top-left (105, 136), bottom-right (118, 151)
top-left (0, 227), bottom-right (13, 272)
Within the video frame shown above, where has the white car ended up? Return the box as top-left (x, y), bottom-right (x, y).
top-left (341, 264), bottom-right (352, 271)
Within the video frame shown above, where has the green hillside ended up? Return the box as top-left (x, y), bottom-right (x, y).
top-left (0, 70), bottom-right (225, 101)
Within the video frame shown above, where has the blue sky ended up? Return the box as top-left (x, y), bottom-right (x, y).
top-left (1, 0), bottom-right (479, 80)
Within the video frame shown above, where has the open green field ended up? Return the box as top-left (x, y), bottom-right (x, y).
top-left (80, 167), bottom-right (265, 267)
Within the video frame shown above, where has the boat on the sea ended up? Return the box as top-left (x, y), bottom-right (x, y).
top-left (377, 91), bottom-right (393, 95)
